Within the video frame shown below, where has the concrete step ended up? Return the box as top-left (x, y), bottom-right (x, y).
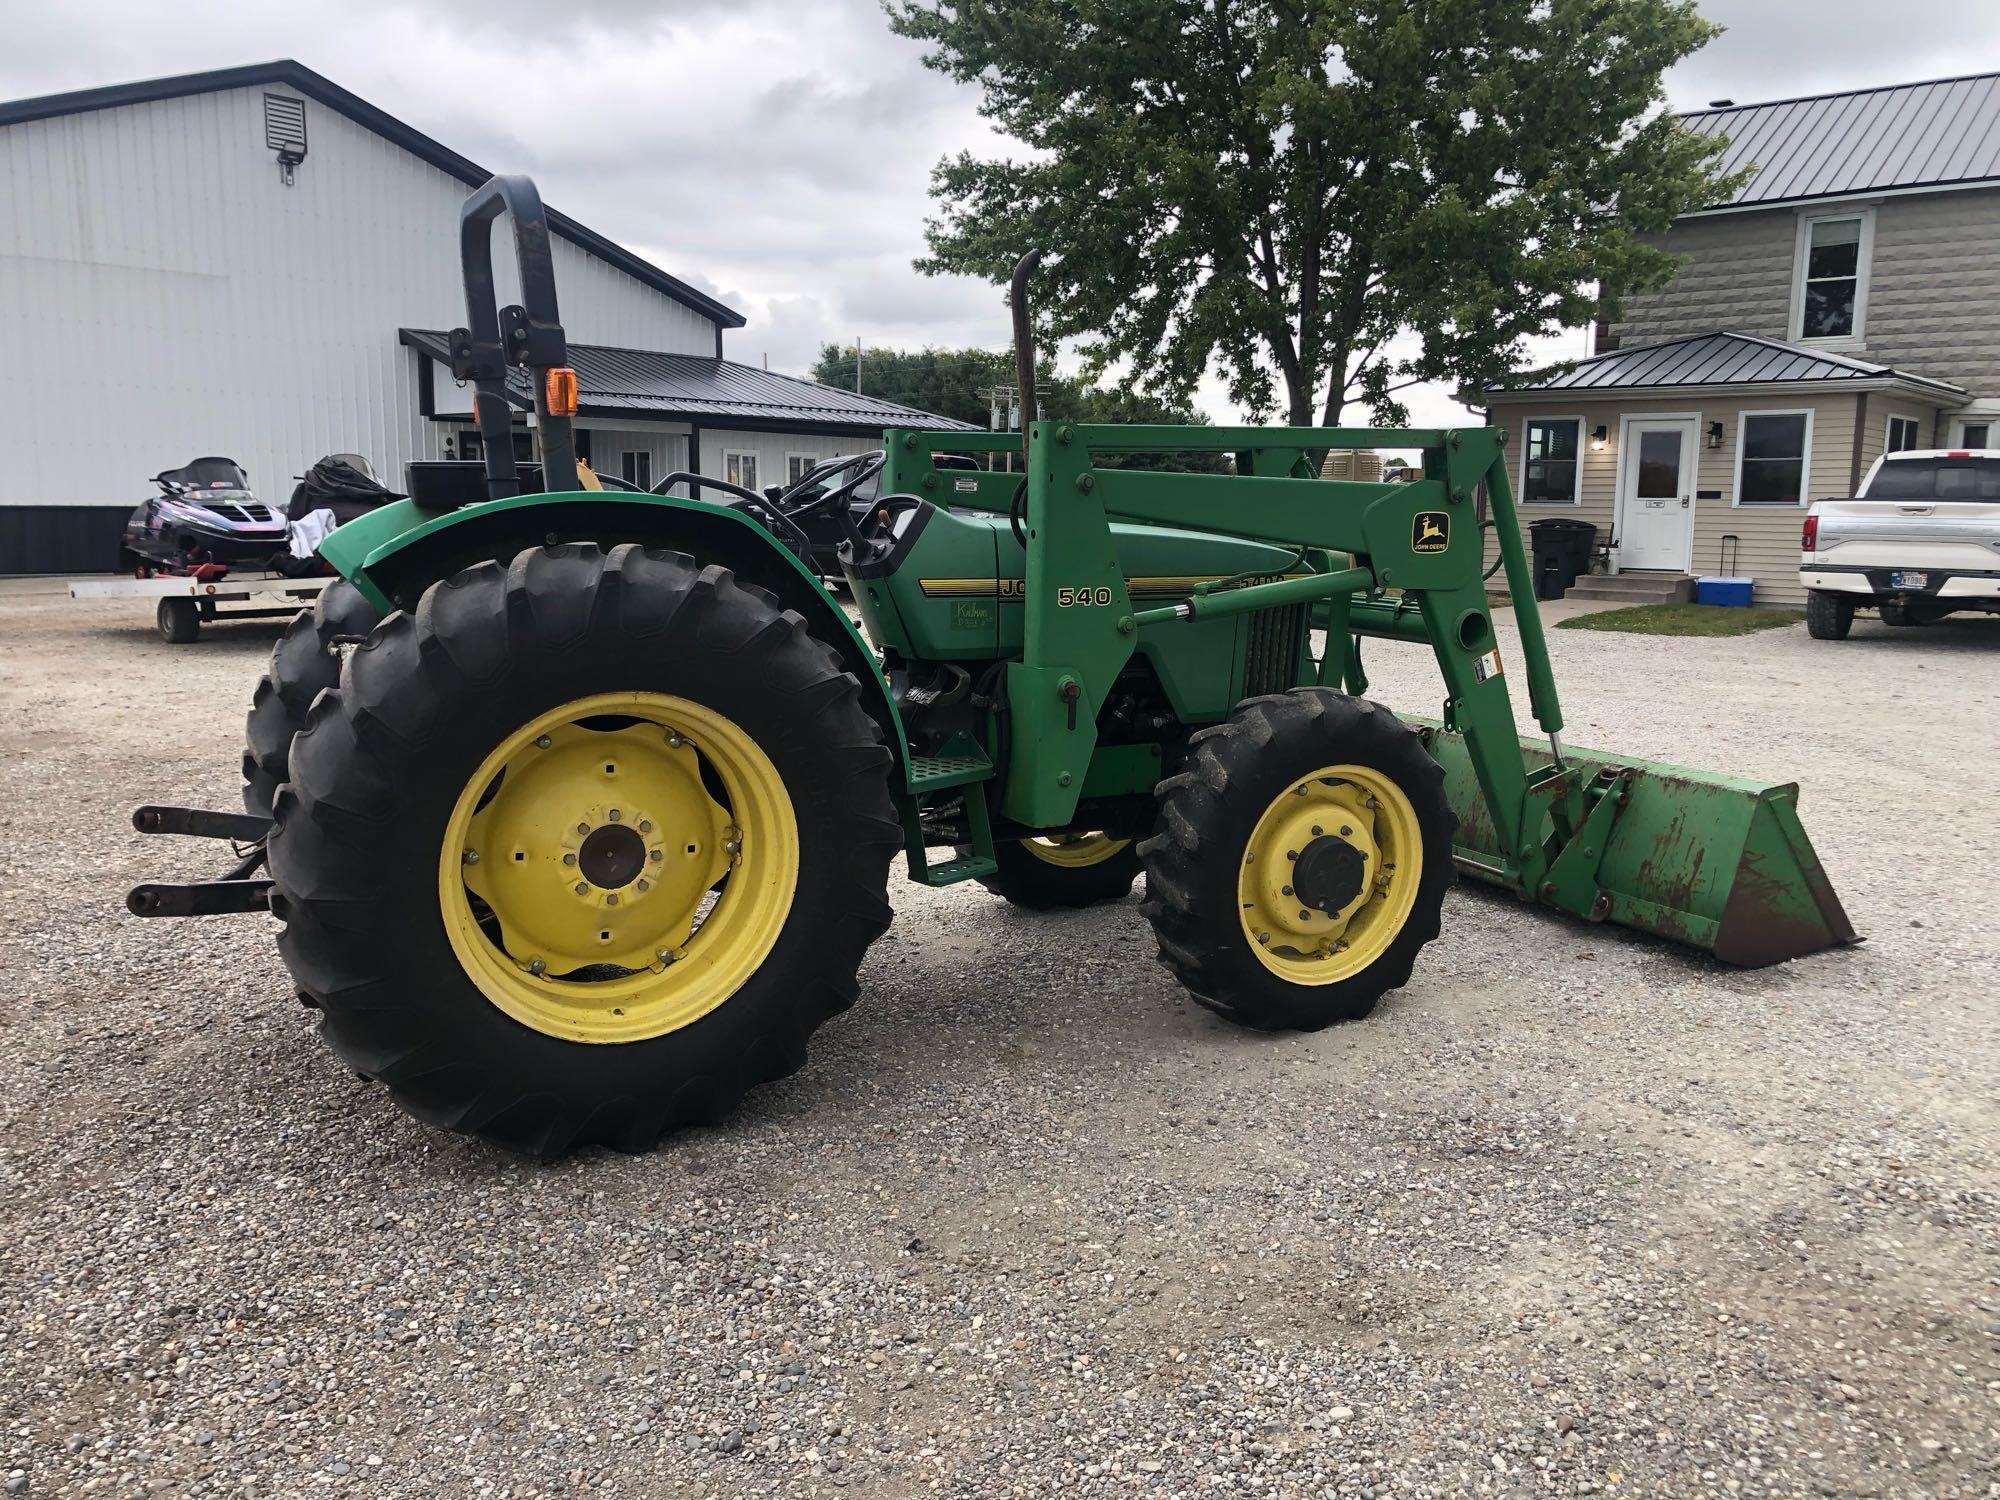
top-left (1564, 572), bottom-right (1691, 604)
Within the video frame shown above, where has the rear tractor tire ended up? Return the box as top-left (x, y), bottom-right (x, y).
top-left (267, 543), bottom-right (902, 1156)
top-left (974, 832), bottom-right (1141, 910)
top-left (1805, 590), bottom-right (1854, 640)
top-left (242, 578), bottom-right (384, 815)
top-left (1140, 688), bottom-right (1453, 1031)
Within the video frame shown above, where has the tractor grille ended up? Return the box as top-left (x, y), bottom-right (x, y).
top-left (1242, 602), bottom-right (1307, 698)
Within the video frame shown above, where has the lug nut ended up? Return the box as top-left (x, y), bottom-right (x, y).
top-left (606, 894), bottom-right (619, 906)
top-left (1257, 932), bottom-right (1270, 944)
top-left (1299, 909), bottom-right (1312, 922)
top-left (574, 881), bottom-right (588, 894)
top-left (1286, 849), bottom-right (1298, 861)
top-left (462, 849), bottom-right (479, 865)
top-left (535, 735), bottom-right (551, 749)
top-left (608, 809), bottom-right (621, 822)
top-left (1311, 825), bottom-right (1323, 836)
top-left (649, 850), bottom-right (663, 863)
top-left (577, 822), bottom-right (589, 835)
top-left (723, 839), bottom-right (742, 857)
top-left (666, 731), bottom-right (685, 748)
top-left (656, 948), bottom-right (677, 965)
top-left (637, 879), bottom-right (650, 893)
top-left (1281, 884), bottom-right (1294, 896)
top-left (528, 958), bottom-right (546, 975)
top-left (563, 852), bottom-right (576, 865)
top-left (1339, 825), bottom-right (1352, 836)
top-left (638, 820), bottom-right (652, 833)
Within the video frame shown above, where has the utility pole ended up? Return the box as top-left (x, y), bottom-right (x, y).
top-left (853, 339), bottom-right (862, 394)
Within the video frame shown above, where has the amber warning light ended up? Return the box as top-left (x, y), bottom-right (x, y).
top-left (544, 367), bottom-right (579, 417)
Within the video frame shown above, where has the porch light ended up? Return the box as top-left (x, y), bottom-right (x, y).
top-left (1707, 420), bottom-right (1724, 449)
top-left (1590, 424), bottom-right (1608, 452)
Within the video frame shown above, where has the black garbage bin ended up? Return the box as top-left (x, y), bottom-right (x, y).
top-left (1528, 518), bottom-right (1597, 600)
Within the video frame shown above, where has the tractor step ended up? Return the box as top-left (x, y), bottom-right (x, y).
top-left (914, 853), bottom-right (999, 887)
top-left (905, 747), bottom-right (996, 792)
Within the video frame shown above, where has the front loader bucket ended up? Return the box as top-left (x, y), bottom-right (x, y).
top-left (1416, 729), bottom-right (1858, 967)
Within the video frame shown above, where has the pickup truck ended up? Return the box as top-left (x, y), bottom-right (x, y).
top-left (1801, 448), bottom-right (2000, 639)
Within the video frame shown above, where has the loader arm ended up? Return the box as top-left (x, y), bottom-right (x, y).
top-left (878, 421), bottom-right (1855, 967)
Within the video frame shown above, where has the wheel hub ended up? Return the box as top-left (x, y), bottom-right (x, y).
top-left (577, 821), bottom-right (647, 889)
top-left (1291, 834), bottom-right (1368, 915)
top-left (1235, 763), bottom-right (1423, 985)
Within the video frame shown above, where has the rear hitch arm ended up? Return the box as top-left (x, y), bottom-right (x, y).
top-left (126, 806), bottom-right (276, 918)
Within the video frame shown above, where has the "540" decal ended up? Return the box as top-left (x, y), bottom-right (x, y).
top-left (1056, 585), bottom-right (1118, 607)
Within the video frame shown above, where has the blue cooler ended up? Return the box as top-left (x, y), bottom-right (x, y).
top-left (1696, 576), bottom-right (1754, 607)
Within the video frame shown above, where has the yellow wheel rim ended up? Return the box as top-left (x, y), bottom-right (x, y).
top-left (1021, 832), bottom-right (1131, 868)
top-left (437, 692), bottom-right (798, 1044)
top-left (1236, 763), bottom-right (1422, 986)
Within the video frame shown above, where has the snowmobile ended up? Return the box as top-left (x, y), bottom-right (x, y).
top-left (123, 458), bottom-right (288, 575)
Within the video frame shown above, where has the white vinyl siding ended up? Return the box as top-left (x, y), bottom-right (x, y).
top-left (1487, 392), bottom-right (1931, 605)
top-left (696, 429), bottom-right (879, 491)
top-left (0, 84), bottom-right (719, 510)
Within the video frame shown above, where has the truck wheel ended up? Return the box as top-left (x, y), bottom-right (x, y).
top-left (1139, 689), bottom-right (1452, 1031)
top-left (267, 543), bottom-right (901, 1156)
top-left (156, 596), bottom-right (200, 644)
top-left (974, 833), bottom-right (1140, 910)
top-left (1805, 590), bottom-right (1854, 640)
top-left (242, 580), bottom-right (384, 815)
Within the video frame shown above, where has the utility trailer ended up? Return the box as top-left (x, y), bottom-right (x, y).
top-left (70, 571), bottom-right (332, 644)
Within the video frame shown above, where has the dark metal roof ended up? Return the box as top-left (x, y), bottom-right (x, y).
top-left (0, 61), bottom-right (745, 329)
top-left (1685, 72), bottom-right (2000, 209)
top-left (1492, 331), bottom-right (1965, 398)
top-left (401, 330), bottom-right (978, 432)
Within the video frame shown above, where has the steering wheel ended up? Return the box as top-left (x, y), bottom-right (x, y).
top-left (768, 450), bottom-right (889, 553)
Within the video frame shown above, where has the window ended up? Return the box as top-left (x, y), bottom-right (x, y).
top-left (1868, 456), bottom-right (2000, 500)
top-left (1734, 410), bottom-right (1813, 505)
top-left (1519, 418), bottom-right (1582, 505)
top-left (1792, 212), bottom-right (1871, 341)
top-left (787, 453), bottom-right (821, 485)
top-left (723, 451), bottom-right (759, 491)
top-left (620, 450), bottom-right (653, 491)
top-left (1885, 415), bottom-right (1920, 455)
top-left (1956, 420), bottom-right (1992, 449)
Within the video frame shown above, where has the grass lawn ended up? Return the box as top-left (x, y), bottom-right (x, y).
top-left (1555, 603), bottom-right (1805, 637)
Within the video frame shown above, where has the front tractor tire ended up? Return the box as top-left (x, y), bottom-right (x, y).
top-left (1140, 689), bottom-right (1453, 1031)
top-left (267, 543), bottom-right (901, 1156)
top-left (974, 832), bottom-right (1141, 910)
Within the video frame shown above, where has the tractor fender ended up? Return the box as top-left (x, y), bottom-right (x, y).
top-left (317, 491), bottom-right (911, 780)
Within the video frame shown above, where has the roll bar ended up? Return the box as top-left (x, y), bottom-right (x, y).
top-left (447, 175), bottom-right (578, 500)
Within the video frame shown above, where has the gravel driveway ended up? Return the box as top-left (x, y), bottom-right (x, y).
top-left (1, 583), bottom-right (1995, 1499)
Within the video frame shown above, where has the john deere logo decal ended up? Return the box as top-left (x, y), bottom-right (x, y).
top-left (1412, 511), bottom-right (1449, 553)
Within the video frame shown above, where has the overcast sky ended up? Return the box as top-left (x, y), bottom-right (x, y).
top-left (6, 0), bottom-right (2000, 424)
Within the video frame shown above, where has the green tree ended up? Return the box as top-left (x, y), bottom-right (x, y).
top-left (811, 342), bottom-right (1229, 469)
top-left (887, 0), bottom-right (1738, 426)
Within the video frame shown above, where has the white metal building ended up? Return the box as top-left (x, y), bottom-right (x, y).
top-left (0, 60), bottom-right (969, 573)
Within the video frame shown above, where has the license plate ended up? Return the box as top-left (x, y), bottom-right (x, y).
top-left (1891, 570), bottom-right (1930, 589)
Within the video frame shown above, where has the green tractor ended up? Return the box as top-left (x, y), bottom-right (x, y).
top-left (131, 176), bottom-right (1855, 1156)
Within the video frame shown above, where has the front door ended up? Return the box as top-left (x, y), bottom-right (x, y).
top-left (1619, 419), bottom-right (1696, 571)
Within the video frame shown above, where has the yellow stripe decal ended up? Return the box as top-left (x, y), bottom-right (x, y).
top-left (916, 573), bottom-right (1305, 599)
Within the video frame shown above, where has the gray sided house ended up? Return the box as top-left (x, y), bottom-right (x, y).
top-left (1479, 72), bottom-right (2000, 605)
top-left (0, 61), bottom-right (970, 574)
